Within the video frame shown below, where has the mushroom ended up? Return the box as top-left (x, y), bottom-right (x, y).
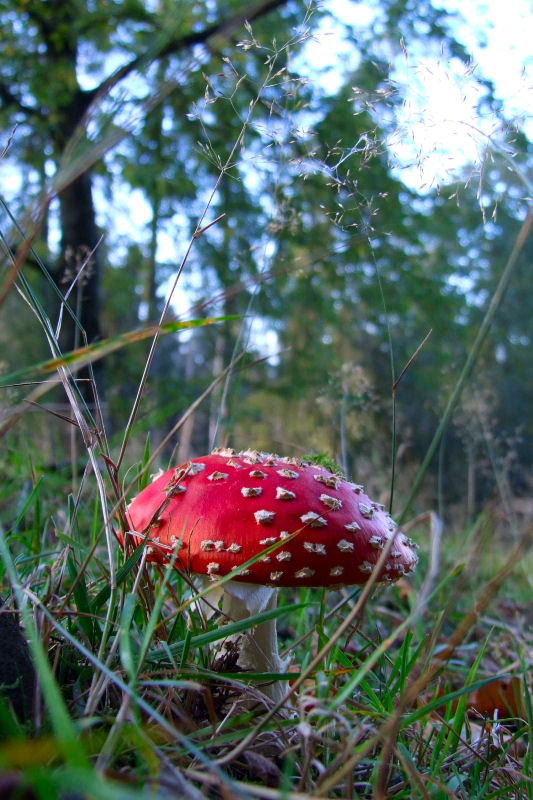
top-left (126, 448), bottom-right (418, 702)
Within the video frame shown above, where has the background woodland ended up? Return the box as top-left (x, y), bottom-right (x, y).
top-left (0, 0), bottom-right (531, 523)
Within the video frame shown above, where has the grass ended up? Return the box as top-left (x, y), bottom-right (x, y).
top-left (0, 442), bottom-right (531, 798)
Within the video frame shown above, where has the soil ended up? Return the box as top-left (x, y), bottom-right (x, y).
top-left (0, 598), bottom-right (35, 723)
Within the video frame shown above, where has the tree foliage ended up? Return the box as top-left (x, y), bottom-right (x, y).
top-left (0, 0), bottom-right (531, 518)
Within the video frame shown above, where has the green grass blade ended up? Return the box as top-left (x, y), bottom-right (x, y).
top-left (23, 596), bottom-right (251, 796)
top-left (0, 314), bottom-right (242, 388)
top-left (119, 593), bottom-right (139, 685)
top-left (135, 550), bottom-right (181, 677)
top-left (402, 673), bottom-right (514, 727)
top-left (91, 541), bottom-right (146, 613)
top-left (8, 478), bottom-right (43, 534)
top-left (139, 434), bottom-right (151, 491)
top-left (67, 552), bottom-right (100, 645)
top-left (147, 601), bottom-right (313, 663)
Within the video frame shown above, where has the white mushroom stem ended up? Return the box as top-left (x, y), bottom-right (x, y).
top-left (197, 579), bottom-right (289, 703)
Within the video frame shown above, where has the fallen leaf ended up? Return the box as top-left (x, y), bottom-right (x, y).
top-left (466, 676), bottom-right (523, 718)
top-left (242, 751), bottom-right (281, 787)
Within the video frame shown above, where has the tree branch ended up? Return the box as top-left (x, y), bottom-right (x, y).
top-left (88, 0), bottom-right (288, 101)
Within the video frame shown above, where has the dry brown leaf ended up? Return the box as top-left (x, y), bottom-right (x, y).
top-left (426, 676), bottom-right (525, 720)
top-left (466, 676), bottom-right (523, 718)
top-left (242, 750), bottom-right (282, 787)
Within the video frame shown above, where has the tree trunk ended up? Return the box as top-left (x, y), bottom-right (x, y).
top-left (56, 169), bottom-right (103, 400)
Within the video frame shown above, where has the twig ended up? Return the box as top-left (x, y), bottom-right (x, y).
top-left (392, 328), bottom-right (432, 397)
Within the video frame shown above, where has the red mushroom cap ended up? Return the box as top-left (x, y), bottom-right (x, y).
top-left (125, 449), bottom-right (418, 588)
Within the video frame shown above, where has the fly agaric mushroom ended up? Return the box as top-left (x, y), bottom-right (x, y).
top-left (126, 449), bottom-right (418, 702)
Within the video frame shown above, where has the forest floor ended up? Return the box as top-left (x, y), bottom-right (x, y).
top-left (1, 464), bottom-right (531, 799)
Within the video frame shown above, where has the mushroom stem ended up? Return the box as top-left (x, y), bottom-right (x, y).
top-left (203, 580), bottom-right (289, 703)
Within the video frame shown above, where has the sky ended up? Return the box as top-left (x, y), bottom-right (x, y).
top-left (303, 0), bottom-right (533, 189)
top-left (395, 0), bottom-right (533, 186)
top-left (6, 1), bottom-right (532, 226)
top-left (433, 0), bottom-right (532, 117)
